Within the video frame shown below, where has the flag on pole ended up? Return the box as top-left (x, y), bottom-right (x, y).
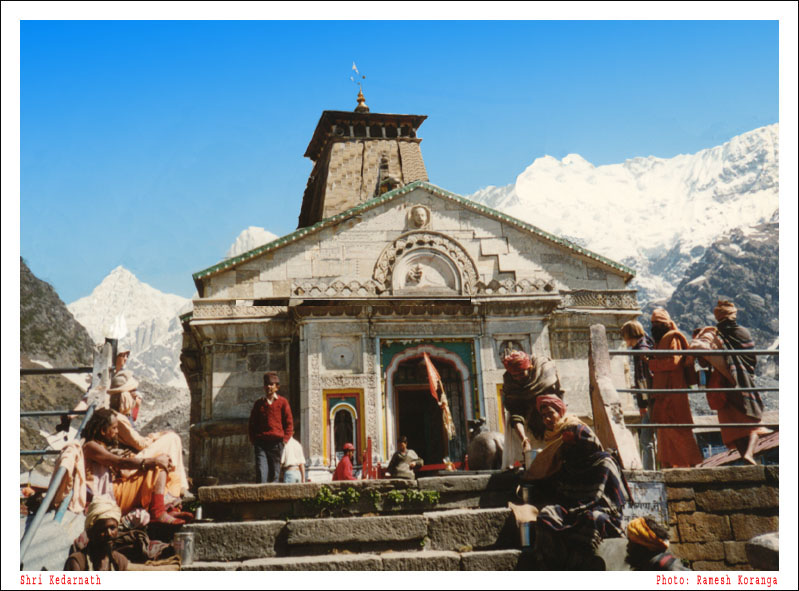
top-left (422, 353), bottom-right (456, 440)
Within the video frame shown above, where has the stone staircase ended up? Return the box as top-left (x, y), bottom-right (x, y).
top-left (182, 472), bottom-right (535, 571)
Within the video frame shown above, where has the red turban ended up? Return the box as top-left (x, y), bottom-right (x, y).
top-left (502, 350), bottom-right (531, 373)
top-left (536, 394), bottom-right (566, 417)
top-left (713, 300), bottom-right (737, 322)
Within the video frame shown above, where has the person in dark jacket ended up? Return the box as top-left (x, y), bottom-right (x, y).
top-left (711, 300), bottom-right (769, 464)
top-left (621, 320), bottom-right (656, 470)
top-left (248, 371), bottom-right (294, 483)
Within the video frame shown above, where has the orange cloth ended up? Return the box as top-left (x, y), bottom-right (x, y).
top-left (649, 329), bottom-right (703, 468)
top-left (112, 467), bottom-right (182, 514)
top-left (650, 308), bottom-right (677, 331)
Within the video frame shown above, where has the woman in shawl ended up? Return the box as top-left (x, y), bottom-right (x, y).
top-left (648, 308), bottom-right (703, 468)
top-left (528, 395), bottom-right (629, 569)
top-left (501, 350), bottom-right (564, 466)
top-left (691, 301), bottom-right (768, 464)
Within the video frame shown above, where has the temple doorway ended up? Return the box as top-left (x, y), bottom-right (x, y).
top-left (392, 355), bottom-right (467, 465)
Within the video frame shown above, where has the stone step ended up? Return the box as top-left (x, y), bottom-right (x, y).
top-left (197, 472), bottom-right (518, 522)
top-left (184, 549), bottom-right (526, 571)
top-left (184, 507), bottom-right (515, 562)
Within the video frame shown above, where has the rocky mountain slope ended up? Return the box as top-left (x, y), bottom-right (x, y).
top-left (20, 259), bottom-right (96, 474)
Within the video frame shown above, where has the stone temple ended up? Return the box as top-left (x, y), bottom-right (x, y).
top-left (180, 93), bottom-right (642, 482)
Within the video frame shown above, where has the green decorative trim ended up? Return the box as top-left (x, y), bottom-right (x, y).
top-left (193, 180), bottom-right (635, 283)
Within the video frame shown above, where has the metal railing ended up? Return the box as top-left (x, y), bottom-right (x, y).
top-left (608, 347), bottom-right (779, 435)
top-left (19, 342), bottom-right (114, 565)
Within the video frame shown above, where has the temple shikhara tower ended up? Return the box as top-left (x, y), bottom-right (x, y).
top-left (180, 93), bottom-right (641, 482)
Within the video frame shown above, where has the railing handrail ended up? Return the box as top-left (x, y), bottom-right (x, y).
top-left (20, 410), bottom-right (89, 418)
top-left (626, 423), bottom-right (780, 429)
top-left (609, 349), bottom-right (779, 356)
top-left (20, 367), bottom-right (94, 375)
top-left (618, 387), bottom-right (778, 394)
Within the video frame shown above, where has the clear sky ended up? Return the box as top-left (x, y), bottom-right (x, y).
top-left (17, 19), bottom-right (781, 302)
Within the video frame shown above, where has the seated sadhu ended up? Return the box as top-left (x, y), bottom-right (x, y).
top-left (526, 395), bottom-right (629, 570)
top-left (82, 408), bottom-right (187, 524)
top-left (64, 499), bottom-right (129, 571)
top-left (108, 372), bottom-right (189, 495)
top-left (501, 350), bottom-right (564, 464)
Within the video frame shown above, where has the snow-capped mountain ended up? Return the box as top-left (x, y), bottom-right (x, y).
top-left (226, 226), bottom-right (279, 258)
top-left (468, 124), bottom-right (779, 304)
top-left (68, 266), bottom-right (191, 388)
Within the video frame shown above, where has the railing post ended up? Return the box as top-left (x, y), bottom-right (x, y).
top-left (588, 324), bottom-right (643, 470)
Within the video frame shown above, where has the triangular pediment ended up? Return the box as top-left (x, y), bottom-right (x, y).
top-left (193, 181), bottom-right (634, 301)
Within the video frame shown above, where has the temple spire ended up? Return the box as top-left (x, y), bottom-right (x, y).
top-left (355, 88), bottom-right (370, 113)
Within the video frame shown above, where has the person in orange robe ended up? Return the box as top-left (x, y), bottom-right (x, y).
top-left (648, 308), bottom-right (703, 468)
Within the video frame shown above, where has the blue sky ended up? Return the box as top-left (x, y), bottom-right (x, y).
top-left (18, 19), bottom-right (780, 302)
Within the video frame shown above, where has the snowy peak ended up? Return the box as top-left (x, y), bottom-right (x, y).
top-left (468, 124), bottom-right (779, 303)
top-left (226, 226), bottom-right (279, 258)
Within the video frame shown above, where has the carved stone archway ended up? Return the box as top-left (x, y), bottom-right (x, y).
top-left (373, 231), bottom-right (479, 295)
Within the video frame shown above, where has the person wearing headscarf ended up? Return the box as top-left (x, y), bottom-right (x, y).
top-left (648, 308), bottom-right (703, 468)
top-left (625, 516), bottom-right (689, 571)
top-left (108, 371), bottom-right (189, 495)
top-left (527, 396), bottom-right (629, 570)
top-left (692, 301), bottom-right (768, 464)
top-left (64, 499), bottom-right (129, 571)
top-left (501, 350), bottom-right (564, 467)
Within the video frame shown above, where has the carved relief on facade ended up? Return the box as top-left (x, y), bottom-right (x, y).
top-left (192, 304), bottom-right (290, 319)
top-left (407, 204), bottom-right (431, 229)
top-left (373, 231), bottom-right (479, 295)
top-left (475, 278), bottom-right (555, 295)
top-left (560, 290), bottom-right (639, 310)
top-left (321, 336), bottom-right (362, 373)
top-left (292, 279), bottom-right (380, 298)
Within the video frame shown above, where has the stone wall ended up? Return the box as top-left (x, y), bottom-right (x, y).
top-left (665, 466), bottom-right (779, 571)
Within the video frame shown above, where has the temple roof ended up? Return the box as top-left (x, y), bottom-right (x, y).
top-left (192, 181), bottom-right (636, 294)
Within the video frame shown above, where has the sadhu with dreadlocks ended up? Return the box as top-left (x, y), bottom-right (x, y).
top-left (82, 408), bottom-right (187, 524)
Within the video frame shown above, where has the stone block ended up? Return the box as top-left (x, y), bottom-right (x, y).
top-left (677, 512), bottom-right (731, 543)
top-left (461, 549), bottom-right (522, 571)
top-left (425, 508), bottom-right (513, 551)
top-left (746, 533), bottom-right (779, 570)
top-left (380, 550), bottom-right (460, 571)
top-left (729, 514), bottom-right (778, 541)
top-left (286, 515), bottom-right (427, 546)
top-left (692, 560), bottom-right (728, 571)
top-left (199, 482), bottom-right (323, 504)
top-left (239, 554), bottom-right (383, 571)
top-left (669, 500), bottom-right (696, 513)
top-left (183, 521), bottom-right (285, 561)
top-left (183, 561), bottom-right (241, 571)
top-left (764, 466), bottom-right (779, 483)
top-left (724, 541), bottom-right (749, 565)
top-left (666, 487), bottom-right (695, 501)
top-left (663, 466), bottom-right (765, 485)
top-left (694, 486), bottom-right (778, 512)
top-left (671, 542), bottom-right (725, 561)
top-left (419, 474), bottom-right (492, 494)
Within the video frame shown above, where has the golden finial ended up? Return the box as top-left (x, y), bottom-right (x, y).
top-left (355, 87), bottom-right (369, 113)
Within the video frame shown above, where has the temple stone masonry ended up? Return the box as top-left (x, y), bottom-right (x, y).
top-left (180, 95), bottom-right (641, 483)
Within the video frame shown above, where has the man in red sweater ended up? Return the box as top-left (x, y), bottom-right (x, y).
top-left (332, 442), bottom-right (358, 481)
top-left (248, 372), bottom-right (294, 483)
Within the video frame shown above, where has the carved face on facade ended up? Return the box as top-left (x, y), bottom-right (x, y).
top-left (410, 206), bottom-right (430, 228)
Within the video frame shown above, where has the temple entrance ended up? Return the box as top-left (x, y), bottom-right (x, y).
top-left (392, 355), bottom-right (467, 465)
